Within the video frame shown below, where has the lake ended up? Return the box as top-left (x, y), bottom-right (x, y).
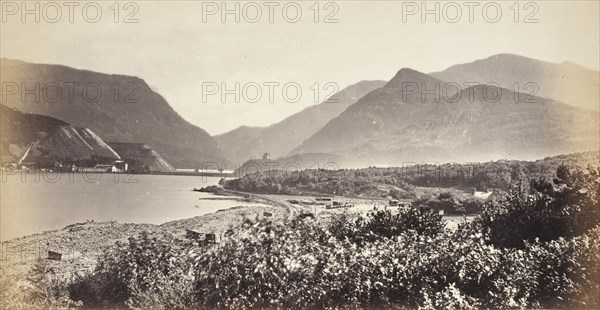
top-left (0, 172), bottom-right (263, 241)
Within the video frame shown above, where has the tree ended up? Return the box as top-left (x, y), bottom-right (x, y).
top-left (474, 166), bottom-right (599, 248)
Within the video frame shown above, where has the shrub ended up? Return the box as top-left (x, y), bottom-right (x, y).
top-left (68, 232), bottom-right (195, 309)
top-left (474, 166), bottom-right (600, 248)
top-left (57, 211), bottom-right (600, 309)
top-left (438, 192), bottom-right (454, 200)
top-left (0, 260), bottom-right (80, 310)
top-left (31, 165), bottom-right (598, 308)
top-left (326, 208), bottom-right (444, 244)
top-left (527, 226), bottom-right (600, 308)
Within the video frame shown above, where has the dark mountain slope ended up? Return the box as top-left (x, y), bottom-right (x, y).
top-left (1, 59), bottom-right (227, 168)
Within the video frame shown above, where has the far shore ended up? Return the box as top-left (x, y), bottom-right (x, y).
top-left (2, 168), bottom-right (235, 178)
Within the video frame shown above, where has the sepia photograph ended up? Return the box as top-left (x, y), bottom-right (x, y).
top-left (0, 1), bottom-right (599, 309)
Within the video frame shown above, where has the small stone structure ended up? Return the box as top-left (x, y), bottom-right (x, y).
top-left (47, 251), bottom-right (62, 261)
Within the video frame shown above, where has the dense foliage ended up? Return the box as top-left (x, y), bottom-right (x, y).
top-left (67, 232), bottom-right (196, 309)
top-left (2, 164), bottom-right (599, 309)
top-left (0, 260), bottom-right (80, 309)
top-left (475, 166), bottom-right (600, 248)
top-left (224, 151), bottom-right (599, 197)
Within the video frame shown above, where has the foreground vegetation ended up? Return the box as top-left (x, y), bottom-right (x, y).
top-left (1, 164), bottom-right (599, 309)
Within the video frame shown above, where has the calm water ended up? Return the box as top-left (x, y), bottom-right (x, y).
top-left (0, 172), bottom-right (261, 241)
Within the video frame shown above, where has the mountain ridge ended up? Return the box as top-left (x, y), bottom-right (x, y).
top-left (0, 58), bottom-right (228, 168)
top-left (429, 53), bottom-right (600, 111)
top-left (290, 67), bottom-right (599, 165)
top-left (214, 80), bottom-right (386, 163)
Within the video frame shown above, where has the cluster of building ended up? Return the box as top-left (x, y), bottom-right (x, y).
top-left (69, 161), bottom-right (129, 173)
top-left (18, 158), bottom-right (130, 173)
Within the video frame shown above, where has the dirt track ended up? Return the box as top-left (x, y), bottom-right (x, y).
top-left (219, 189), bottom-right (302, 220)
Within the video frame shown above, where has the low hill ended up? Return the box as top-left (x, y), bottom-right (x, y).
top-left (224, 151), bottom-right (600, 198)
top-left (233, 153), bottom-right (350, 177)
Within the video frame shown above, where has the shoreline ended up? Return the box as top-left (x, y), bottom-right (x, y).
top-left (0, 196), bottom-right (289, 278)
top-left (0, 190), bottom-right (475, 279)
top-left (2, 169), bottom-right (235, 178)
top-left (1, 189), bottom-right (478, 244)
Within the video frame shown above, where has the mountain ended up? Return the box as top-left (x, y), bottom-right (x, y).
top-left (292, 69), bottom-right (449, 156)
top-left (430, 54), bottom-right (600, 111)
top-left (290, 68), bottom-right (599, 165)
top-left (215, 80), bottom-right (386, 163)
top-left (214, 126), bottom-right (266, 161)
top-left (0, 58), bottom-right (228, 168)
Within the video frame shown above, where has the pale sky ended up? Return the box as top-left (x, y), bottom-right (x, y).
top-left (1, 1), bottom-right (599, 134)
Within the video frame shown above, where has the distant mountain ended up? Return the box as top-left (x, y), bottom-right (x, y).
top-left (292, 69), bottom-right (449, 156)
top-left (215, 80), bottom-right (386, 163)
top-left (291, 68), bottom-right (599, 165)
top-left (214, 126), bottom-right (266, 162)
top-left (108, 142), bottom-right (176, 173)
top-left (0, 59), bottom-right (228, 168)
top-left (430, 54), bottom-right (600, 111)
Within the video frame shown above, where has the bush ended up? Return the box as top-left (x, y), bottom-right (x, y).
top-left (68, 232), bottom-right (196, 309)
top-left (51, 211), bottom-right (600, 309)
top-left (326, 208), bottom-right (444, 244)
top-left (474, 166), bottom-right (600, 248)
top-left (527, 227), bottom-right (600, 308)
top-left (438, 192), bottom-right (454, 200)
top-left (461, 198), bottom-right (485, 214)
top-left (0, 260), bottom-right (80, 310)
top-left (24, 165), bottom-right (598, 309)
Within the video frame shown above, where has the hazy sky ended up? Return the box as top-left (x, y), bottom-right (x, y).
top-left (1, 1), bottom-right (599, 134)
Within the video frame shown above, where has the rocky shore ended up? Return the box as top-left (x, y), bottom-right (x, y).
top-left (1, 190), bottom-right (469, 282)
top-left (0, 203), bottom-right (286, 279)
